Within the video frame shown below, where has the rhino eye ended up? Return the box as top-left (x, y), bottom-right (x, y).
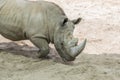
top-left (61, 18), bottom-right (68, 26)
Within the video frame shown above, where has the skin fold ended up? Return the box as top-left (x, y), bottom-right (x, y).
top-left (0, 0), bottom-right (86, 61)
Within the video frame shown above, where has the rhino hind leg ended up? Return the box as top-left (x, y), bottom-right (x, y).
top-left (30, 37), bottom-right (49, 58)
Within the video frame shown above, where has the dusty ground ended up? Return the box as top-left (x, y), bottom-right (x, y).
top-left (0, 0), bottom-right (120, 80)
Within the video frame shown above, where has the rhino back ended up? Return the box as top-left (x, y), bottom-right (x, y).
top-left (0, 0), bottom-right (66, 41)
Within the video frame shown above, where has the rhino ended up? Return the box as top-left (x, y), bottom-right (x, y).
top-left (0, 0), bottom-right (87, 61)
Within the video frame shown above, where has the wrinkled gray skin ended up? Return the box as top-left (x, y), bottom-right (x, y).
top-left (0, 0), bottom-right (86, 61)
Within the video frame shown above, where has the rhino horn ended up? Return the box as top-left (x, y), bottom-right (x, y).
top-left (70, 39), bottom-right (87, 58)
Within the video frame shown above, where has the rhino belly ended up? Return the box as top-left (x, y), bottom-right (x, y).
top-left (0, 22), bottom-right (25, 41)
top-left (0, 28), bottom-right (25, 41)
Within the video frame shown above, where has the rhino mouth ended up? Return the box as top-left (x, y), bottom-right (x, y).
top-left (54, 31), bottom-right (87, 61)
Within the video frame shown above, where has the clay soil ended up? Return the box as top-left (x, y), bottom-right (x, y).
top-left (0, 0), bottom-right (120, 80)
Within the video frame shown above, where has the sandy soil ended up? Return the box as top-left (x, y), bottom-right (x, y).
top-left (0, 0), bottom-right (120, 80)
top-left (0, 49), bottom-right (120, 80)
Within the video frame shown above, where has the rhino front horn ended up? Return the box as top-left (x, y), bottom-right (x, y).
top-left (70, 39), bottom-right (87, 58)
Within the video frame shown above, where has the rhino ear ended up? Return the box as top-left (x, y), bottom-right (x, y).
top-left (72, 18), bottom-right (82, 25)
top-left (61, 18), bottom-right (68, 26)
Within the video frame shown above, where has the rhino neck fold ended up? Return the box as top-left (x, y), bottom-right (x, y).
top-left (47, 26), bottom-right (55, 43)
top-left (46, 16), bottom-right (62, 44)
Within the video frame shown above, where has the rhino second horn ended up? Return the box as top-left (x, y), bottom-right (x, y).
top-left (70, 39), bottom-right (87, 58)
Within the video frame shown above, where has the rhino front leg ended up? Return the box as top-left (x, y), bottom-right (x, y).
top-left (30, 37), bottom-right (49, 58)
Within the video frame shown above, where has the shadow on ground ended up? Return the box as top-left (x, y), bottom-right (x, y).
top-left (0, 42), bottom-right (63, 62)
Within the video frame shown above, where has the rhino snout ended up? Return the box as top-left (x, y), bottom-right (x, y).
top-left (54, 35), bottom-right (87, 61)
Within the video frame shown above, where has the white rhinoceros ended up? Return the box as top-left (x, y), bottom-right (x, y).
top-left (0, 0), bottom-right (86, 61)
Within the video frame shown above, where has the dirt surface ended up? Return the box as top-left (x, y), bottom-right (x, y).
top-left (0, 0), bottom-right (120, 80)
top-left (0, 49), bottom-right (120, 80)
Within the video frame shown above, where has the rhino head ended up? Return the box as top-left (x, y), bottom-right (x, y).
top-left (54, 17), bottom-right (87, 61)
